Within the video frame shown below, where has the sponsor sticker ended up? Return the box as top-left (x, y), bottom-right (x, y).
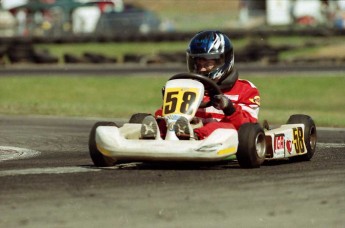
top-left (274, 134), bottom-right (285, 156)
top-left (286, 139), bottom-right (293, 154)
top-left (249, 96), bottom-right (261, 106)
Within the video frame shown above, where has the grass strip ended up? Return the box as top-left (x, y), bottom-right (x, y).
top-left (0, 74), bottom-right (344, 127)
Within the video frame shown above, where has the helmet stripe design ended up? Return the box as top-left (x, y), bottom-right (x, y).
top-left (208, 33), bottom-right (224, 54)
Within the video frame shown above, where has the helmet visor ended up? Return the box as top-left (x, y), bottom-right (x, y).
top-left (189, 55), bottom-right (224, 75)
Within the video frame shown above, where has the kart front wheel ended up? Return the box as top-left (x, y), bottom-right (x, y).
top-left (89, 121), bottom-right (118, 167)
top-left (287, 114), bottom-right (317, 161)
top-left (237, 123), bottom-right (266, 168)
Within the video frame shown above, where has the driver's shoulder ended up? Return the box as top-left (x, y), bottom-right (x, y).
top-left (233, 79), bottom-right (258, 90)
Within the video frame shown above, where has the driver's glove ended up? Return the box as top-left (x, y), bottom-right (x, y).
top-left (211, 94), bottom-right (236, 116)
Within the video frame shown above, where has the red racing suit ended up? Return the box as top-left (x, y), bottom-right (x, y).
top-left (155, 78), bottom-right (260, 140)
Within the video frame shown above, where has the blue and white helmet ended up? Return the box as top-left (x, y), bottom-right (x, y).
top-left (186, 31), bottom-right (235, 83)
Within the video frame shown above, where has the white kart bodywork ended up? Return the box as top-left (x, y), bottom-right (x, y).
top-left (264, 123), bottom-right (309, 159)
top-left (96, 124), bottom-right (238, 162)
top-left (95, 122), bottom-right (309, 162)
top-left (90, 74), bottom-right (316, 167)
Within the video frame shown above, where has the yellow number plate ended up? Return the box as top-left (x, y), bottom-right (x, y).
top-left (163, 88), bottom-right (200, 116)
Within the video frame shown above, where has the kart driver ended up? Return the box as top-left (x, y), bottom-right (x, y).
top-left (141, 30), bottom-right (260, 140)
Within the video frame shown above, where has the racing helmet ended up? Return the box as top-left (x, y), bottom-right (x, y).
top-left (186, 31), bottom-right (235, 84)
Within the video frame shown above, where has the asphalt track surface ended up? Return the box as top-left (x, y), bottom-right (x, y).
top-left (0, 115), bottom-right (344, 228)
top-left (1, 65), bottom-right (345, 227)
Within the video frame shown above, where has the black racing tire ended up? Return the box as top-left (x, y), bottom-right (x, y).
top-left (129, 113), bottom-right (151, 123)
top-left (287, 114), bottom-right (317, 161)
top-left (236, 123), bottom-right (266, 168)
top-left (89, 121), bottom-right (118, 167)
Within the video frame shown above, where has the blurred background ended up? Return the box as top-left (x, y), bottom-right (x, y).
top-left (1, 0), bottom-right (345, 65)
top-left (2, 0), bottom-right (345, 37)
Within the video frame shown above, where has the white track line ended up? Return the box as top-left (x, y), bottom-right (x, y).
top-left (0, 146), bottom-right (100, 177)
top-left (0, 146), bottom-right (41, 162)
top-left (0, 166), bottom-right (100, 177)
top-left (0, 143), bottom-right (344, 177)
top-left (317, 142), bottom-right (345, 148)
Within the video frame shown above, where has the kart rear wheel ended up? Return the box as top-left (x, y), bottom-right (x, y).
top-left (237, 123), bottom-right (266, 168)
top-left (287, 114), bottom-right (317, 161)
top-left (89, 121), bottom-right (118, 167)
top-left (129, 113), bottom-right (151, 123)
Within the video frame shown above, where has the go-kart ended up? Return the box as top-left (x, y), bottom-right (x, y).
top-left (89, 73), bottom-right (317, 168)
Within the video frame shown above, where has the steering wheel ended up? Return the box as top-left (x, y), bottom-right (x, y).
top-left (169, 73), bottom-right (222, 108)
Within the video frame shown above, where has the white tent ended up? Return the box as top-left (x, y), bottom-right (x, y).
top-left (1, 0), bottom-right (28, 10)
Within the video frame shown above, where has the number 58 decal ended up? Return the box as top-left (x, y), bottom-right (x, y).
top-left (163, 88), bottom-right (199, 116)
top-left (293, 127), bottom-right (305, 154)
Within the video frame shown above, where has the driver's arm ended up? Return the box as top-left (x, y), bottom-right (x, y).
top-left (220, 86), bottom-right (260, 129)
